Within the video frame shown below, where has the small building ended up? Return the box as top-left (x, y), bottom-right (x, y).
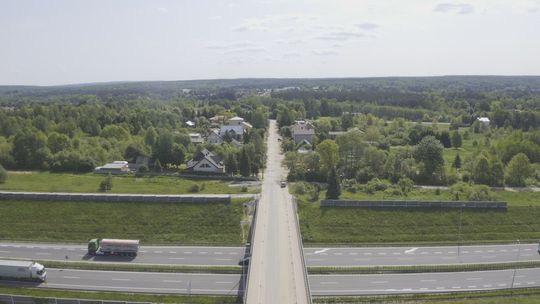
top-left (219, 116), bottom-right (251, 142)
top-left (291, 120), bottom-right (315, 144)
top-left (185, 120), bottom-right (195, 127)
top-left (189, 133), bottom-right (204, 144)
top-left (94, 161), bottom-right (130, 174)
top-left (206, 129), bottom-right (223, 144)
top-left (477, 117), bottom-right (490, 127)
top-left (186, 149), bottom-right (225, 174)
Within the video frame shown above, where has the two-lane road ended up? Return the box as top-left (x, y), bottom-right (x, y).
top-left (305, 244), bottom-right (540, 266)
top-left (0, 243), bottom-right (245, 266)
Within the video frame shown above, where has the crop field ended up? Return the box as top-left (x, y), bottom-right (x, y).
top-left (0, 199), bottom-right (247, 245)
top-left (0, 172), bottom-right (254, 194)
top-left (297, 187), bottom-right (540, 244)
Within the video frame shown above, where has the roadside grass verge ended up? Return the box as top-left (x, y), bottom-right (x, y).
top-left (297, 196), bottom-right (540, 245)
top-left (308, 261), bottom-right (540, 275)
top-left (0, 199), bottom-right (249, 245)
top-left (0, 286), bottom-right (240, 303)
top-left (313, 287), bottom-right (540, 303)
top-left (0, 171), bottom-right (256, 194)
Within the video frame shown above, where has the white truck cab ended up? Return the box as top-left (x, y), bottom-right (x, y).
top-left (31, 262), bottom-right (47, 281)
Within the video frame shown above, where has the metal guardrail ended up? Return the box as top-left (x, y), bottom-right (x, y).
top-left (243, 196), bottom-right (259, 304)
top-left (292, 197), bottom-right (313, 304)
top-left (0, 191), bottom-right (231, 204)
top-left (0, 293), bottom-right (152, 304)
top-left (321, 200), bottom-right (507, 210)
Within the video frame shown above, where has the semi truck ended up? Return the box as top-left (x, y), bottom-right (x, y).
top-left (87, 238), bottom-right (139, 256)
top-left (0, 260), bottom-right (47, 282)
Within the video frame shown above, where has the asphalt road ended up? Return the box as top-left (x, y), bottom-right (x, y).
top-left (246, 120), bottom-right (309, 303)
top-left (0, 268), bottom-right (243, 295)
top-left (310, 267), bottom-right (540, 296)
top-left (0, 242), bottom-right (245, 266)
top-left (305, 243), bottom-right (540, 266)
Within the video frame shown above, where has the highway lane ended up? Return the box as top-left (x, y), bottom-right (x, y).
top-left (246, 120), bottom-right (309, 303)
top-left (305, 244), bottom-right (540, 267)
top-left (0, 242), bottom-right (245, 266)
top-left (0, 268), bottom-right (243, 295)
top-left (310, 267), bottom-right (540, 296)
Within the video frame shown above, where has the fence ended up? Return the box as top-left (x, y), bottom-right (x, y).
top-left (321, 200), bottom-right (507, 210)
top-left (0, 294), bottom-right (151, 304)
top-left (0, 191), bottom-right (231, 204)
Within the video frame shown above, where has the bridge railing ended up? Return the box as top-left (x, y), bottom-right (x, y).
top-left (292, 196), bottom-right (313, 304)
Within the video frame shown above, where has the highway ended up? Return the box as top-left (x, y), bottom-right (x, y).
top-left (246, 120), bottom-right (310, 303)
top-left (0, 243), bottom-right (245, 266)
top-left (5, 267), bottom-right (540, 296)
top-left (310, 268), bottom-right (540, 295)
top-left (305, 243), bottom-right (540, 266)
top-left (0, 268), bottom-right (243, 295)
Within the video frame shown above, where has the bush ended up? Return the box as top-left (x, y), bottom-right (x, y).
top-left (241, 186), bottom-right (248, 192)
top-left (137, 165), bottom-right (149, 173)
top-left (188, 184), bottom-right (200, 193)
top-left (99, 174), bottom-right (113, 192)
top-left (0, 164), bottom-right (7, 184)
top-left (365, 178), bottom-right (389, 194)
top-left (294, 182), bottom-right (307, 195)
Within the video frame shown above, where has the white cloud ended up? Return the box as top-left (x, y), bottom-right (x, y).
top-left (433, 3), bottom-right (475, 14)
top-left (312, 49), bottom-right (339, 56)
top-left (356, 23), bottom-right (379, 30)
top-left (157, 7), bottom-right (168, 14)
top-left (316, 31), bottom-right (366, 41)
top-left (209, 15), bottom-right (223, 20)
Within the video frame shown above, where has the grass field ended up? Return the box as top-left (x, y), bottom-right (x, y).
top-left (0, 171), bottom-right (255, 194)
top-left (296, 186), bottom-right (540, 244)
top-left (0, 286), bottom-right (240, 303)
top-left (0, 199), bottom-right (247, 245)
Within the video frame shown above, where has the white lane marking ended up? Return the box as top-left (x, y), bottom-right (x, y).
top-left (168, 257), bottom-right (185, 260)
top-left (139, 250), bottom-right (147, 253)
top-left (168, 251), bottom-right (176, 254)
top-left (216, 281), bottom-right (233, 284)
top-left (468, 285), bottom-right (477, 288)
top-left (215, 258), bottom-right (232, 261)
top-left (62, 276), bottom-right (80, 279)
top-left (451, 286), bottom-right (461, 289)
top-left (483, 284), bottom-right (492, 287)
top-left (314, 248), bottom-right (330, 254)
top-left (112, 278), bottom-right (130, 281)
top-left (163, 280), bottom-right (183, 283)
top-left (421, 279), bottom-right (436, 282)
top-left (371, 281), bottom-right (388, 284)
top-left (498, 284), bottom-right (506, 287)
top-left (404, 247), bottom-right (418, 254)
top-left (319, 282), bottom-right (338, 285)
top-left (527, 282), bottom-right (536, 285)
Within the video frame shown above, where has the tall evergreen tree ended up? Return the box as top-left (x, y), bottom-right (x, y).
top-left (326, 167), bottom-right (341, 199)
top-left (239, 148), bottom-right (251, 177)
top-left (452, 154), bottom-right (462, 169)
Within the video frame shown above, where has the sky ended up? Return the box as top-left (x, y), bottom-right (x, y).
top-left (1, 0), bottom-right (539, 86)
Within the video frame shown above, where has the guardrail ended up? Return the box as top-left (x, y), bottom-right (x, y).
top-left (292, 197), bottom-right (313, 304)
top-left (321, 200), bottom-right (507, 210)
top-left (0, 293), bottom-right (151, 304)
top-left (243, 195), bottom-right (259, 304)
top-left (0, 191), bottom-right (231, 204)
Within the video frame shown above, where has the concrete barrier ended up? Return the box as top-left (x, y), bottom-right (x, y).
top-left (0, 191), bottom-right (231, 204)
top-left (321, 200), bottom-right (507, 210)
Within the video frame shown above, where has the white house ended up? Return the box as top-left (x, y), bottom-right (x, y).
top-left (185, 120), bottom-right (195, 127)
top-left (186, 149), bottom-right (225, 174)
top-left (94, 161), bottom-right (130, 174)
top-left (189, 133), bottom-right (204, 144)
top-left (291, 120), bottom-right (315, 144)
top-left (477, 117), bottom-right (490, 127)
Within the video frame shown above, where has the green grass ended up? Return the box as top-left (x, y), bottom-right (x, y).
top-left (297, 193), bottom-right (540, 245)
top-left (0, 171), bottom-right (255, 194)
top-left (314, 287), bottom-right (540, 303)
top-left (0, 199), bottom-right (247, 245)
top-left (0, 286), bottom-right (240, 303)
top-left (443, 127), bottom-right (485, 171)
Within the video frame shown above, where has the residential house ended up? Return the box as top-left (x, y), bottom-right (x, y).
top-left (219, 116), bottom-right (251, 142)
top-left (94, 161), bottom-right (130, 174)
top-left (291, 120), bottom-right (315, 144)
top-left (186, 149), bottom-right (225, 174)
top-left (206, 129), bottom-right (223, 144)
top-left (477, 117), bottom-right (490, 127)
top-left (189, 133), bottom-right (204, 144)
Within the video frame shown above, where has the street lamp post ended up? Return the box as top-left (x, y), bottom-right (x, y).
top-left (511, 239), bottom-right (521, 289)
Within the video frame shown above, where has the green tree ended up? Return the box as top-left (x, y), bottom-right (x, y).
top-left (0, 164), bottom-right (7, 184)
top-left (490, 158), bottom-right (505, 186)
top-left (452, 154), bottom-right (462, 169)
top-left (473, 156), bottom-right (491, 185)
top-left (99, 174), bottom-right (113, 192)
top-left (153, 159), bottom-right (163, 173)
top-left (397, 177), bottom-right (414, 196)
top-left (13, 130), bottom-right (50, 169)
top-left (414, 136), bottom-right (445, 183)
top-left (225, 153), bottom-right (238, 175)
top-left (505, 153), bottom-right (532, 186)
top-left (451, 131), bottom-right (462, 149)
top-left (439, 131), bottom-right (451, 148)
top-left (47, 132), bottom-right (71, 154)
top-left (145, 127), bottom-right (158, 148)
top-left (239, 147), bottom-right (251, 177)
top-left (326, 167), bottom-right (341, 199)
top-left (316, 139), bottom-right (339, 173)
